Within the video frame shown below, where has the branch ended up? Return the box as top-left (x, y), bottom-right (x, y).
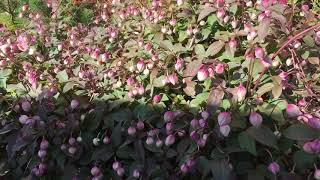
top-left (251, 23), bottom-right (320, 96)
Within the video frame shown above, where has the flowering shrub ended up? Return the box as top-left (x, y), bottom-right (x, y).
top-left (0, 0), bottom-right (320, 179)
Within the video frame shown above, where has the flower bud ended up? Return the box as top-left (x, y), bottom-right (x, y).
top-left (215, 63), bottom-right (225, 74)
top-left (175, 58), bottom-right (184, 71)
top-left (19, 115), bottom-right (29, 124)
top-left (128, 126), bottom-right (137, 135)
top-left (38, 150), bottom-right (47, 158)
top-left (117, 168), bottom-right (125, 176)
top-left (217, 8), bottom-right (226, 19)
top-left (298, 98), bottom-right (306, 107)
top-left (186, 27), bottom-right (193, 36)
top-left (153, 94), bottom-right (161, 103)
top-left (267, 162), bottom-right (280, 174)
top-left (69, 137), bottom-right (76, 146)
top-left (190, 131), bottom-right (200, 141)
top-left (77, 136), bottom-right (82, 142)
top-left (166, 122), bottom-right (173, 133)
top-left (190, 119), bottom-right (199, 128)
top-left (255, 47), bottom-right (265, 59)
top-left (177, 0), bottom-right (184, 6)
top-left (236, 84), bottom-right (246, 102)
top-left (229, 39), bottom-right (237, 49)
top-left (218, 112), bottom-right (231, 126)
top-left (112, 161), bottom-right (121, 170)
top-left (199, 119), bottom-right (207, 128)
top-left (68, 146), bottom-right (77, 154)
top-left (308, 118), bottom-right (320, 129)
top-left (103, 136), bottom-right (110, 144)
top-left (249, 112), bottom-right (263, 127)
top-left (164, 111), bottom-right (175, 122)
top-left (91, 166), bottom-right (100, 176)
top-left (169, 18), bottom-right (177, 26)
top-left (201, 111), bottom-right (210, 120)
top-left (136, 59), bottom-right (145, 72)
top-left (40, 139), bottom-right (49, 149)
top-left (315, 169), bottom-right (320, 180)
top-left (180, 163), bottom-right (188, 173)
top-left (286, 104), bottom-right (301, 118)
top-left (146, 137), bottom-right (154, 145)
top-left (165, 134), bottom-right (175, 146)
top-left (169, 73), bottom-right (178, 85)
top-left (70, 99), bottom-right (79, 109)
top-left (197, 67), bottom-right (209, 81)
top-left (220, 125), bottom-right (230, 137)
top-left (133, 169), bottom-right (140, 178)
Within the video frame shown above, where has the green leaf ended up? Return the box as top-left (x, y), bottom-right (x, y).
top-left (256, 83), bottom-right (274, 97)
top-left (91, 146), bottom-right (114, 161)
top-left (105, 108), bottom-right (132, 123)
top-left (190, 92), bottom-right (210, 107)
top-left (206, 41), bottom-right (224, 57)
top-left (283, 124), bottom-right (319, 141)
top-left (303, 35), bottom-right (315, 47)
top-left (56, 70), bottom-right (69, 83)
top-left (198, 6), bottom-right (216, 22)
top-left (178, 31), bottom-right (188, 42)
top-left (195, 44), bottom-right (206, 57)
top-left (111, 123), bottom-right (122, 147)
top-left (211, 159), bottom-right (232, 180)
top-left (257, 103), bottom-right (284, 124)
top-left (238, 132), bottom-right (257, 156)
top-left (246, 126), bottom-right (278, 149)
top-left (207, 15), bottom-right (218, 26)
top-left (293, 150), bottom-right (316, 170)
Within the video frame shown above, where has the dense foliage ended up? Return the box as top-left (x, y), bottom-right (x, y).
top-left (0, 0), bottom-right (320, 179)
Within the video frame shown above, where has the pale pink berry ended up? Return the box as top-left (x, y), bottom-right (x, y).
top-left (128, 126), bottom-right (137, 135)
top-left (314, 169), bottom-right (320, 180)
top-left (103, 136), bottom-right (110, 144)
top-left (218, 112), bottom-right (231, 126)
top-left (220, 125), bottom-right (230, 137)
top-left (70, 99), bottom-right (80, 109)
top-left (286, 104), bottom-right (301, 118)
top-left (21, 101), bottom-right (31, 112)
top-left (236, 84), bottom-right (246, 102)
top-left (165, 134), bottom-right (175, 146)
top-left (268, 162), bottom-right (280, 174)
top-left (91, 166), bottom-right (100, 176)
top-left (249, 112), bottom-right (263, 127)
top-left (136, 59), bottom-right (145, 72)
top-left (19, 115), bottom-right (29, 124)
top-left (68, 146), bottom-right (77, 154)
top-left (156, 139), bottom-right (163, 147)
top-left (153, 94), bottom-right (161, 103)
top-left (38, 150), bottom-right (47, 158)
top-left (197, 67), bottom-right (209, 81)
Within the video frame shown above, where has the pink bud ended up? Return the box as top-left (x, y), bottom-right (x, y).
top-left (302, 4), bottom-right (309, 12)
top-left (166, 122), bottom-right (173, 133)
top-left (201, 111), bottom-right (209, 120)
top-left (220, 125), bottom-right (230, 137)
top-left (156, 139), bottom-right (163, 147)
top-left (133, 169), bottom-right (140, 178)
top-left (229, 39), bottom-right (237, 49)
top-left (268, 162), bottom-right (280, 174)
top-left (165, 134), bottom-right (175, 146)
top-left (217, 8), bottom-right (226, 19)
top-left (0, 60), bottom-right (7, 67)
top-left (19, 115), bottom-right (29, 124)
top-left (216, 0), bottom-right (225, 8)
top-left (136, 60), bottom-right (145, 72)
top-left (138, 86), bottom-right (145, 95)
top-left (169, 18), bottom-right (177, 26)
top-left (21, 101), bottom-right (31, 112)
top-left (101, 52), bottom-right (110, 62)
top-left (308, 118), bottom-right (320, 129)
top-left (218, 112), bottom-right (231, 126)
top-left (164, 111), bottom-right (175, 122)
top-left (180, 163), bottom-right (188, 173)
top-left (112, 161), bottom-right (121, 171)
top-left (199, 119), bottom-right (207, 128)
top-left (186, 27), bottom-right (193, 36)
top-left (177, 0), bottom-right (184, 6)
top-left (68, 137), bottom-right (76, 145)
top-left (91, 166), bottom-right (100, 176)
top-left (298, 98), bottom-right (306, 107)
top-left (38, 150), bottom-right (46, 158)
top-left (236, 84), bottom-right (246, 102)
top-left (244, 23), bottom-right (253, 33)
top-left (255, 47), bottom-right (265, 59)
top-left (231, 19), bottom-right (238, 28)
top-left (258, 12), bottom-right (267, 21)
top-left (315, 169), bottom-right (320, 180)
top-left (68, 146), bottom-right (77, 154)
top-left (286, 104), bottom-right (301, 118)
top-left (169, 73), bottom-right (178, 85)
top-left (215, 63), bottom-right (225, 74)
top-left (117, 168), bottom-right (125, 176)
top-left (153, 94), bottom-right (161, 103)
top-left (249, 112), bottom-right (263, 127)
top-left (146, 137), bottom-right (154, 145)
top-left (197, 67), bottom-right (209, 81)
top-left (136, 121), bottom-right (145, 130)
top-left (103, 136), bottom-right (110, 144)
top-left (40, 139), bottom-right (49, 149)
top-left (191, 119), bottom-right (199, 128)
top-left (175, 58), bottom-right (184, 71)
top-left (70, 99), bottom-right (80, 109)
top-left (128, 126), bottom-right (137, 135)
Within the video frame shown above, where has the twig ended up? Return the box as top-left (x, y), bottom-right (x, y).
top-left (251, 23), bottom-right (320, 95)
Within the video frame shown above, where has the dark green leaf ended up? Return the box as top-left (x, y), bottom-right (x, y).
top-left (246, 126), bottom-right (278, 149)
top-left (238, 132), bottom-right (257, 156)
top-left (283, 124), bottom-right (319, 141)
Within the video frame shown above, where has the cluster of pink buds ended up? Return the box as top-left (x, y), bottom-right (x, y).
top-left (218, 112), bottom-right (231, 137)
top-left (60, 137), bottom-right (79, 155)
top-left (141, 7), bottom-right (165, 23)
top-left (180, 159), bottom-right (195, 173)
top-left (112, 161), bottom-right (125, 177)
top-left (303, 139), bottom-right (320, 154)
top-left (19, 115), bottom-right (42, 126)
top-left (186, 26), bottom-right (199, 36)
top-left (91, 166), bottom-right (103, 180)
top-left (38, 139), bottom-right (49, 160)
top-left (128, 84), bottom-right (145, 98)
